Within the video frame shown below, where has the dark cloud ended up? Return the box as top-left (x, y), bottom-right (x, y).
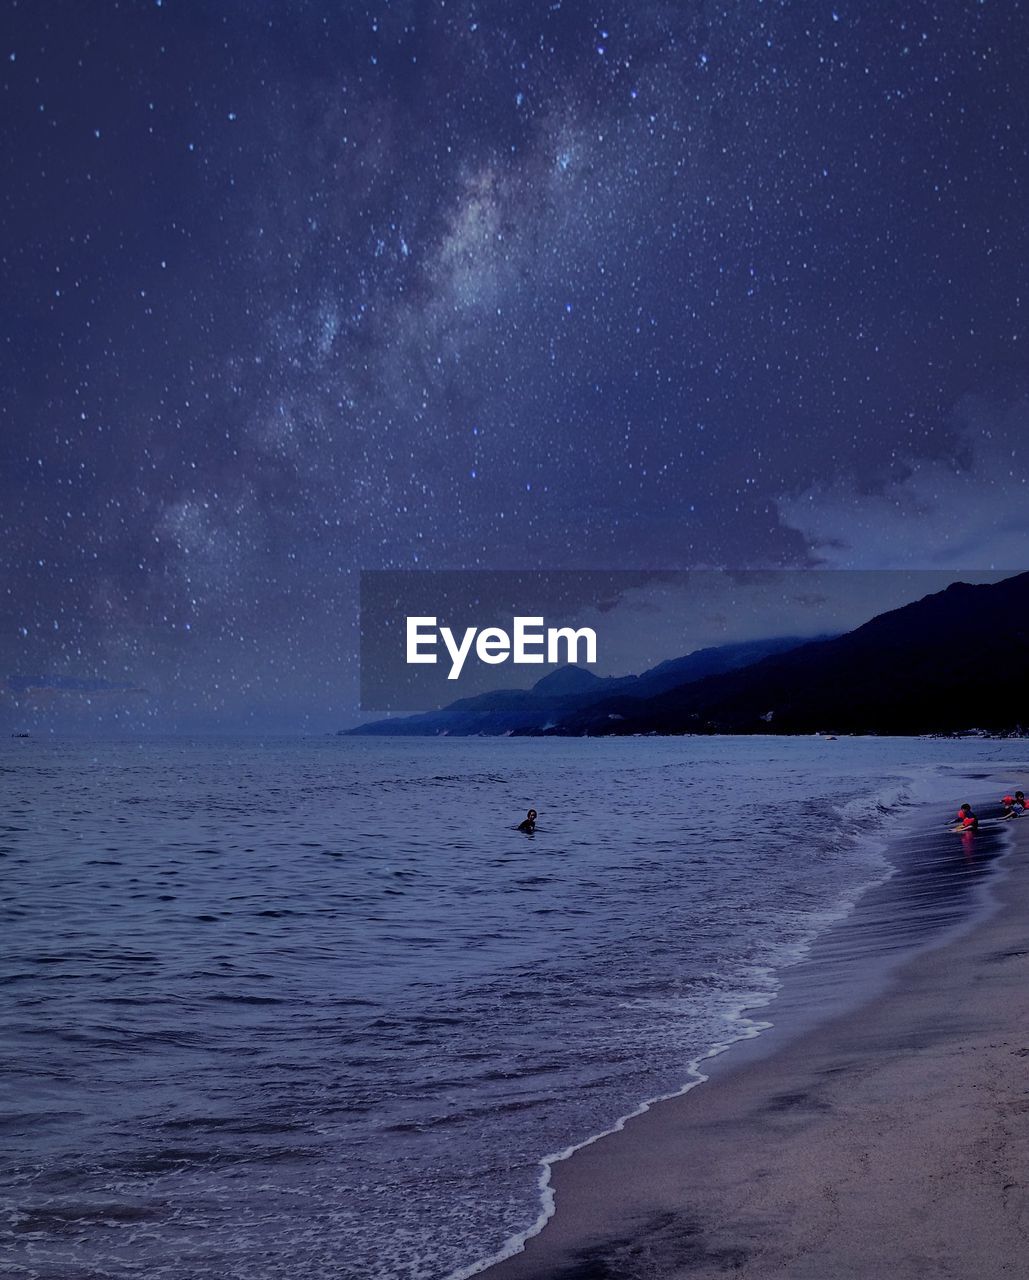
top-left (4, 676), bottom-right (145, 695)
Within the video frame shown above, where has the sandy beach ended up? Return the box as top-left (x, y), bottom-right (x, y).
top-left (478, 803), bottom-right (1029, 1279)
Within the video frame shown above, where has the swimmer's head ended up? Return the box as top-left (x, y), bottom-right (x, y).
top-left (527, 809), bottom-right (537, 821)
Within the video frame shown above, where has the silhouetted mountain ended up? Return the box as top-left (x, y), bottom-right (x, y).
top-left (346, 636), bottom-right (820, 735)
top-left (528, 665), bottom-right (606, 697)
top-left (539, 573), bottom-right (1029, 737)
top-left (634, 637), bottom-right (824, 697)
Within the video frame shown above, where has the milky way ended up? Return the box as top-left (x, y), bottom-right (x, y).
top-left (2, 1), bottom-right (1027, 730)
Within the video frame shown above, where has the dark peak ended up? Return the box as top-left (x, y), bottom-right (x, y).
top-left (531, 664), bottom-right (603, 696)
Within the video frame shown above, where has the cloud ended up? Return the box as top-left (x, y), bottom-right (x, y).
top-left (777, 398), bottom-right (1029, 569)
top-left (5, 670), bottom-right (144, 691)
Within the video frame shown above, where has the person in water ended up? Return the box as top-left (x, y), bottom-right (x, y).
top-left (952, 803), bottom-right (979, 832)
top-left (518, 808), bottom-right (538, 834)
top-left (1000, 790), bottom-right (1026, 819)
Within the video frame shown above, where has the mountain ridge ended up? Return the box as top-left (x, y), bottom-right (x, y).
top-left (346, 636), bottom-right (821, 736)
top-left (535, 572), bottom-right (1029, 736)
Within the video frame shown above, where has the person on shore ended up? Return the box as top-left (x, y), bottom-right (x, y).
top-left (518, 808), bottom-right (538, 834)
top-left (952, 803), bottom-right (979, 833)
top-left (1000, 791), bottom-right (1026, 819)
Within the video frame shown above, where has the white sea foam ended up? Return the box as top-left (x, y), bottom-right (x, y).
top-left (444, 760), bottom-right (1006, 1280)
top-left (2, 735), bottom-right (1022, 1280)
top-left (443, 1004), bottom-right (774, 1280)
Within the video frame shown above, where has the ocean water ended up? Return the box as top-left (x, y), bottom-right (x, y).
top-left (0, 735), bottom-right (1024, 1280)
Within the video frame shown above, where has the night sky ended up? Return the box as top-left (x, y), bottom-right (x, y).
top-left (2, 0), bottom-right (1027, 731)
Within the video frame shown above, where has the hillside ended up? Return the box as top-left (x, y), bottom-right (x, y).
top-left (347, 636), bottom-right (816, 735)
top-left (541, 573), bottom-right (1029, 736)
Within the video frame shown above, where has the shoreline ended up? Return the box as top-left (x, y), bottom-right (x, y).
top-left (467, 772), bottom-right (1027, 1279)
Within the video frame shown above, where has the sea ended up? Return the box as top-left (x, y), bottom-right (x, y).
top-left (1, 734), bottom-right (1025, 1280)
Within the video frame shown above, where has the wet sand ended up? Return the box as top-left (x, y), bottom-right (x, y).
top-left (478, 814), bottom-right (1029, 1279)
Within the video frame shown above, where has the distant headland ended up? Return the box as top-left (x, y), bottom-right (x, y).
top-left (346, 572), bottom-right (1029, 738)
